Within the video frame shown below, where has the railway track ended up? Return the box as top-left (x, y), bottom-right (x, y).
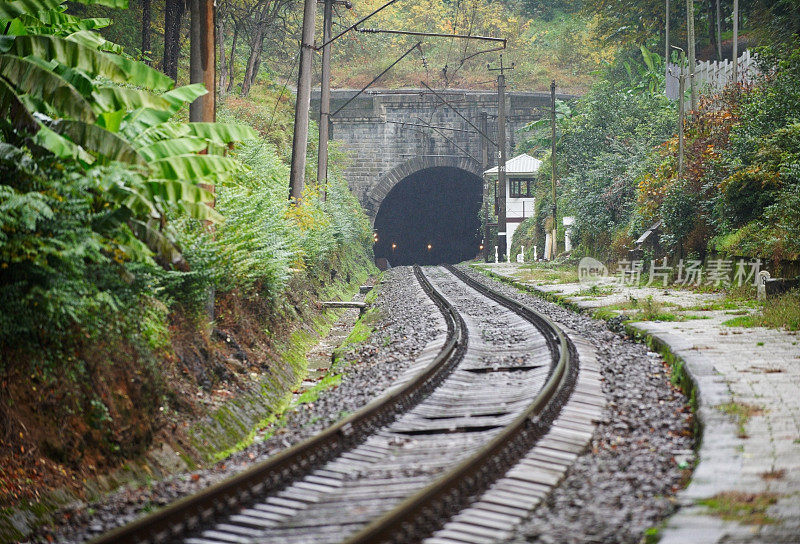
top-left (91, 264), bottom-right (601, 544)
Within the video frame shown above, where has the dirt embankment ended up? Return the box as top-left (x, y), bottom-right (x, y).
top-left (0, 259), bottom-right (371, 542)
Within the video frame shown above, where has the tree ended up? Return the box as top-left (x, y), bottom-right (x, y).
top-left (163, 0), bottom-right (186, 79)
top-left (0, 0), bottom-right (257, 264)
top-left (141, 0), bottom-right (151, 63)
top-left (241, 0), bottom-right (290, 96)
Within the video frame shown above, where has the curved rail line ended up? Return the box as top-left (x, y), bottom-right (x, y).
top-left (91, 265), bottom-right (577, 544)
top-left (343, 265), bottom-right (577, 543)
top-left (91, 266), bottom-right (464, 544)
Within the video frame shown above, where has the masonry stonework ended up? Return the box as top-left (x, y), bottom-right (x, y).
top-left (312, 89), bottom-right (567, 223)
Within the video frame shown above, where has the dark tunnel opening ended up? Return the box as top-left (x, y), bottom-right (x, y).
top-left (373, 166), bottom-right (483, 266)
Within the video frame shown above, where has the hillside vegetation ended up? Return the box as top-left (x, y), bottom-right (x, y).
top-left (509, 2), bottom-right (800, 269)
top-left (0, 0), bottom-right (373, 533)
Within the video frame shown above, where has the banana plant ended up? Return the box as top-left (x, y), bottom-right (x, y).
top-left (0, 0), bottom-right (257, 264)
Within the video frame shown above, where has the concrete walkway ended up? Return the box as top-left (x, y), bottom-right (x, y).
top-left (475, 262), bottom-right (800, 544)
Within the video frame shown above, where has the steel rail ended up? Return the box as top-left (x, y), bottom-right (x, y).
top-left (89, 265), bottom-right (464, 544)
top-left (343, 264), bottom-right (576, 544)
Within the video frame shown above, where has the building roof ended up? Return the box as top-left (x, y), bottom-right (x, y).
top-left (484, 153), bottom-right (542, 176)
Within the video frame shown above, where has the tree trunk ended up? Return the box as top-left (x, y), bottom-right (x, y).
top-left (163, 0), bottom-right (186, 80)
top-left (715, 0), bottom-right (722, 60)
top-left (241, 24), bottom-right (266, 96)
top-left (226, 26), bottom-right (238, 92)
top-left (217, 16), bottom-right (227, 92)
top-left (708, 0), bottom-right (718, 60)
top-left (251, 54), bottom-right (261, 85)
top-left (189, 0), bottom-right (216, 122)
top-left (141, 0), bottom-right (151, 64)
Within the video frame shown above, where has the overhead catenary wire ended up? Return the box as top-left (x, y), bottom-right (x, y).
top-left (316, 0), bottom-right (405, 50)
top-left (420, 80), bottom-right (496, 146)
top-left (353, 27), bottom-right (505, 46)
top-left (331, 41), bottom-right (423, 118)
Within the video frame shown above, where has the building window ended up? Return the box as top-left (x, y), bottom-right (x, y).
top-left (509, 178), bottom-right (534, 198)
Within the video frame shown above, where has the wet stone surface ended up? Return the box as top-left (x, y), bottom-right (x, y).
top-left (33, 267), bottom-right (443, 544)
top-left (456, 265), bottom-right (695, 544)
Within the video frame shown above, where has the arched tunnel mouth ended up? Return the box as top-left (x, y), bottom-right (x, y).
top-left (373, 166), bottom-right (483, 266)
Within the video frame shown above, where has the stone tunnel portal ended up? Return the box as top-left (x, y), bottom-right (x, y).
top-left (373, 166), bottom-right (483, 266)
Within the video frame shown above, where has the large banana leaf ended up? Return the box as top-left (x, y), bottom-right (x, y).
top-left (50, 63), bottom-right (93, 95)
top-left (186, 122), bottom-right (258, 145)
top-left (145, 179), bottom-right (215, 204)
top-left (177, 200), bottom-right (224, 223)
top-left (137, 138), bottom-right (207, 161)
top-left (92, 86), bottom-right (170, 113)
top-left (0, 77), bottom-right (37, 133)
top-left (97, 108), bottom-right (125, 132)
top-left (132, 121), bottom-right (190, 146)
top-left (128, 218), bottom-right (185, 266)
top-left (0, 54), bottom-right (95, 121)
top-left (121, 108), bottom-right (173, 140)
top-left (0, 0), bottom-right (63, 19)
top-left (21, 11), bottom-right (111, 31)
top-left (163, 83), bottom-right (207, 111)
top-left (76, 0), bottom-right (128, 8)
top-left (34, 123), bottom-right (95, 163)
top-left (109, 54), bottom-right (172, 91)
top-left (67, 29), bottom-right (123, 54)
top-left (49, 119), bottom-right (146, 165)
top-left (0, 35), bottom-right (172, 91)
top-left (149, 154), bottom-right (240, 180)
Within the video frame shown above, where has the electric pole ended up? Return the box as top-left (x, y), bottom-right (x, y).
top-left (317, 0), bottom-right (352, 200)
top-left (686, 0), bottom-right (697, 113)
top-left (317, 0), bottom-right (333, 200)
top-left (550, 79), bottom-right (558, 261)
top-left (665, 0), bottom-right (670, 79)
top-left (732, 0), bottom-right (739, 82)
top-left (489, 56), bottom-right (510, 262)
top-left (480, 110), bottom-right (489, 263)
top-left (678, 74), bottom-right (685, 179)
top-left (189, 0), bottom-right (215, 123)
top-left (290, 0), bottom-right (317, 201)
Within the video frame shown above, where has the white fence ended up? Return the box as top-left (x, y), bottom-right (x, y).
top-left (665, 50), bottom-right (759, 100)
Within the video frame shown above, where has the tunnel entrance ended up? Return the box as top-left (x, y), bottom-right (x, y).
top-left (373, 166), bottom-right (483, 266)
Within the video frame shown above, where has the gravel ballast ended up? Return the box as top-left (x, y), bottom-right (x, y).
top-left (34, 267), bottom-right (444, 544)
top-left (457, 265), bottom-right (694, 544)
top-left (33, 265), bottom-right (694, 544)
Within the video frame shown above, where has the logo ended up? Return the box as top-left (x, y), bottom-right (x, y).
top-left (578, 257), bottom-right (609, 286)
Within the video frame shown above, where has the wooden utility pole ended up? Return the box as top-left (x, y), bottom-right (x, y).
top-left (493, 61), bottom-right (508, 262)
top-left (290, 0), bottom-right (317, 201)
top-left (480, 111), bottom-right (490, 263)
top-left (686, 0), bottom-right (697, 113)
top-left (732, 0), bottom-right (739, 82)
top-left (550, 79), bottom-right (558, 261)
top-left (317, 0), bottom-right (334, 200)
top-left (189, 0), bottom-right (216, 122)
top-left (678, 74), bottom-right (686, 179)
top-left (665, 0), bottom-right (670, 73)
top-left (189, 0), bottom-right (216, 321)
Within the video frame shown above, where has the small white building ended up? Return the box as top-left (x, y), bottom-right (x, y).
top-left (484, 153), bottom-right (541, 258)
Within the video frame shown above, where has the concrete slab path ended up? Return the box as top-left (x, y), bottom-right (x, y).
top-left (475, 262), bottom-right (800, 544)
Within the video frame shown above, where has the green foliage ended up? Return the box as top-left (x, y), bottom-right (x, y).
top-left (517, 46), bottom-right (675, 258)
top-left (170, 137), bottom-right (374, 307)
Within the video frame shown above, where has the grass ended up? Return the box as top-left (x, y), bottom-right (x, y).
top-left (722, 289), bottom-right (800, 331)
top-left (512, 262), bottom-right (580, 285)
top-left (699, 491), bottom-right (779, 525)
top-left (294, 374), bottom-right (343, 405)
top-left (717, 401), bottom-right (765, 439)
